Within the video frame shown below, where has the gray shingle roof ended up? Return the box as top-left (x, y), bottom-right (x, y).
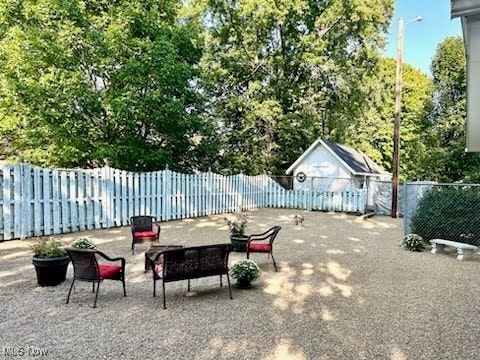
top-left (322, 139), bottom-right (384, 175)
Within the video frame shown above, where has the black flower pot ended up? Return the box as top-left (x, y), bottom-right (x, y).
top-left (32, 256), bottom-right (70, 287)
top-left (230, 235), bottom-right (248, 252)
top-left (236, 279), bottom-right (252, 289)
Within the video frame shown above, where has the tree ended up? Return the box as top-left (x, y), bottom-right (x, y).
top-left (0, 0), bottom-right (214, 171)
top-left (199, 0), bottom-right (394, 174)
top-left (418, 35), bottom-right (480, 182)
top-left (347, 58), bottom-right (433, 180)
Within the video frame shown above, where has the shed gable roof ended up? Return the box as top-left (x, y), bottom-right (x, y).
top-left (286, 138), bottom-right (388, 176)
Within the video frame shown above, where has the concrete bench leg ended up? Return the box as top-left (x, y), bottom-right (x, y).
top-left (456, 248), bottom-right (474, 261)
top-left (431, 243), bottom-right (445, 254)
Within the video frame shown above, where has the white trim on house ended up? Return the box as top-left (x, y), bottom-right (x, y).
top-left (285, 138), bottom-right (322, 175)
top-left (451, 0), bottom-right (480, 152)
top-left (286, 138), bottom-right (389, 177)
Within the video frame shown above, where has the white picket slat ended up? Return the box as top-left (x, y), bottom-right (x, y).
top-left (78, 171), bottom-right (86, 231)
top-left (69, 171), bottom-right (78, 233)
top-left (3, 167), bottom-right (12, 240)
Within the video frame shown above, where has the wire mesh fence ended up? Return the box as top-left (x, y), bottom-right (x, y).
top-left (403, 182), bottom-right (480, 246)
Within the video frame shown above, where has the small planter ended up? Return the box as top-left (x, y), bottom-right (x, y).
top-left (230, 235), bottom-right (248, 252)
top-left (231, 259), bottom-right (261, 289)
top-left (32, 256), bottom-right (70, 287)
top-left (236, 279), bottom-right (253, 289)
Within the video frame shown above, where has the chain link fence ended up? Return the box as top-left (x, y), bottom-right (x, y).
top-left (403, 182), bottom-right (480, 246)
top-left (268, 176), bottom-right (480, 246)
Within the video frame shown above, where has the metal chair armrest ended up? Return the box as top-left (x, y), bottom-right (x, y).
top-left (97, 251), bottom-right (126, 268)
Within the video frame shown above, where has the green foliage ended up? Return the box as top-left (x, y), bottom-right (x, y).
top-left (199, 0), bottom-right (394, 174)
top-left (410, 188), bottom-right (480, 244)
top-left (401, 233), bottom-right (424, 251)
top-left (71, 238), bottom-right (96, 249)
top-left (0, 0), bottom-right (214, 171)
top-left (31, 239), bottom-right (67, 258)
top-left (347, 58), bottom-right (433, 179)
top-left (418, 36), bottom-right (480, 182)
top-left (230, 259), bottom-right (261, 283)
top-left (225, 213), bottom-right (248, 237)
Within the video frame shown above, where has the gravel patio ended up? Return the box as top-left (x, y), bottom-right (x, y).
top-left (0, 208), bottom-right (479, 359)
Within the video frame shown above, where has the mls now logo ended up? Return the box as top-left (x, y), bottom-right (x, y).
top-left (3, 346), bottom-right (49, 357)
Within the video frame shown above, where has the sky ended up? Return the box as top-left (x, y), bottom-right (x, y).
top-left (384, 0), bottom-right (463, 75)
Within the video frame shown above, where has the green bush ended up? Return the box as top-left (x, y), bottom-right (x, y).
top-left (410, 187), bottom-right (480, 245)
top-left (31, 239), bottom-right (67, 258)
top-left (402, 234), bottom-right (424, 251)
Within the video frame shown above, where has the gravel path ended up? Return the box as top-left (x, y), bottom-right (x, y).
top-left (0, 209), bottom-right (479, 359)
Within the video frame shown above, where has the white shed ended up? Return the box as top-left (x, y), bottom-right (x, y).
top-left (285, 138), bottom-right (391, 191)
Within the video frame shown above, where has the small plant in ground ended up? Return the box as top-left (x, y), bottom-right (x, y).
top-left (31, 238), bottom-right (67, 258)
top-left (230, 259), bottom-right (261, 283)
top-left (402, 234), bottom-right (424, 251)
top-left (71, 238), bottom-right (96, 249)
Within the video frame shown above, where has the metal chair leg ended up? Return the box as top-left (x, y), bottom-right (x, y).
top-left (162, 281), bottom-right (166, 309)
top-left (188, 279), bottom-right (191, 292)
top-left (122, 276), bottom-right (127, 297)
top-left (271, 252), bottom-right (278, 272)
top-left (92, 282), bottom-right (95, 293)
top-left (66, 279), bottom-right (75, 304)
top-left (153, 278), bottom-right (156, 297)
top-left (93, 281), bottom-right (100, 308)
top-left (226, 274), bottom-right (233, 300)
top-left (220, 275), bottom-right (223, 287)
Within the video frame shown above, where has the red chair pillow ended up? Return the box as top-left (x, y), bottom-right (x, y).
top-left (155, 264), bottom-right (163, 278)
top-left (99, 264), bottom-right (122, 279)
top-left (248, 243), bottom-right (271, 253)
top-left (134, 231), bottom-right (157, 237)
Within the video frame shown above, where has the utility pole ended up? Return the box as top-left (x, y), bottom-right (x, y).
top-left (391, 16), bottom-right (422, 218)
top-left (391, 17), bottom-right (404, 218)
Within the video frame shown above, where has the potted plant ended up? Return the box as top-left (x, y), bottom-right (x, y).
top-left (230, 259), bottom-right (261, 288)
top-left (226, 213), bottom-right (248, 251)
top-left (71, 238), bottom-right (96, 249)
top-left (31, 238), bottom-right (70, 286)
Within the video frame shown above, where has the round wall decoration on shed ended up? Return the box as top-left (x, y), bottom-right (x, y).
top-left (296, 172), bottom-right (306, 182)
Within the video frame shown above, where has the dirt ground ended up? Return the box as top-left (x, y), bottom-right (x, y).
top-left (1, 208), bottom-right (479, 359)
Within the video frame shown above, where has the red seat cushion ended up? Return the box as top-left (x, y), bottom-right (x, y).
top-left (154, 264), bottom-right (163, 278)
top-left (134, 231), bottom-right (157, 238)
top-left (248, 243), bottom-right (271, 253)
top-left (98, 264), bottom-right (122, 279)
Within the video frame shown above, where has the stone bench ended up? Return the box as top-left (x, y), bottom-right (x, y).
top-left (429, 239), bottom-right (478, 261)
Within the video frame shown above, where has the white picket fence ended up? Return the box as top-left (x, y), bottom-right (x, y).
top-left (0, 164), bottom-right (366, 240)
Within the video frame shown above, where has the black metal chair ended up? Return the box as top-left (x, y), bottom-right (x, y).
top-left (149, 244), bottom-right (233, 309)
top-left (246, 226), bottom-right (282, 271)
top-left (65, 248), bottom-right (126, 308)
top-left (130, 216), bottom-right (160, 255)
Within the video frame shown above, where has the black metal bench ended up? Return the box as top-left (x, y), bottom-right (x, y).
top-left (149, 244), bottom-right (233, 308)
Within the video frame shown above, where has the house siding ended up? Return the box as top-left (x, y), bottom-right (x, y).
top-left (292, 145), bottom-right (352, 190)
